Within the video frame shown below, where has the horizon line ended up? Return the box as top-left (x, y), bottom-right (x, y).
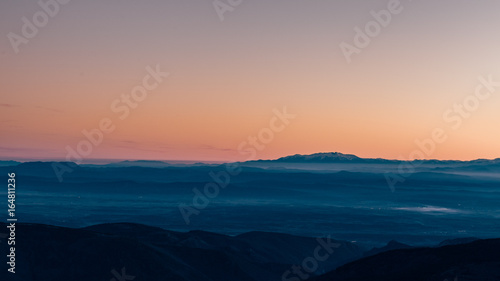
top-left (1, 151), bottom-right (499, 164)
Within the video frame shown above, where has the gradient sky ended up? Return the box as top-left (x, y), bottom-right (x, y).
top-left (1, 0), bottom-right (500, 162)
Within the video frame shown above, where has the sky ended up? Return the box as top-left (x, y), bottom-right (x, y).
top-left (1, 0), bottom-right (500, 162)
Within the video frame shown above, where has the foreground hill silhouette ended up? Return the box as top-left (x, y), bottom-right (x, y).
top-left (313, 238), bottom-right (500, 281)
top-left (0, 222), bottom-right (363, 281)
top-left (1, 222), bottom-right (498, 281)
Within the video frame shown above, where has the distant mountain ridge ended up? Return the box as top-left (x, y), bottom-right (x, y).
top-left (249, 152), bottom-right (500, 165)
top-left (273, 152), bottom-right (364, 162)
top-left (2, 152), bottom-right (500, 167)
top-left (0, 160), bottom-right (21, 166)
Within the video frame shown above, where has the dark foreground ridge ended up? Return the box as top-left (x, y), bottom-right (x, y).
top-left (0, 222), bottom-right (362, 281)
top-left (313, 238), bottom-right (500, 281)
top-left (1, 222), bottom-right (498, 281)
